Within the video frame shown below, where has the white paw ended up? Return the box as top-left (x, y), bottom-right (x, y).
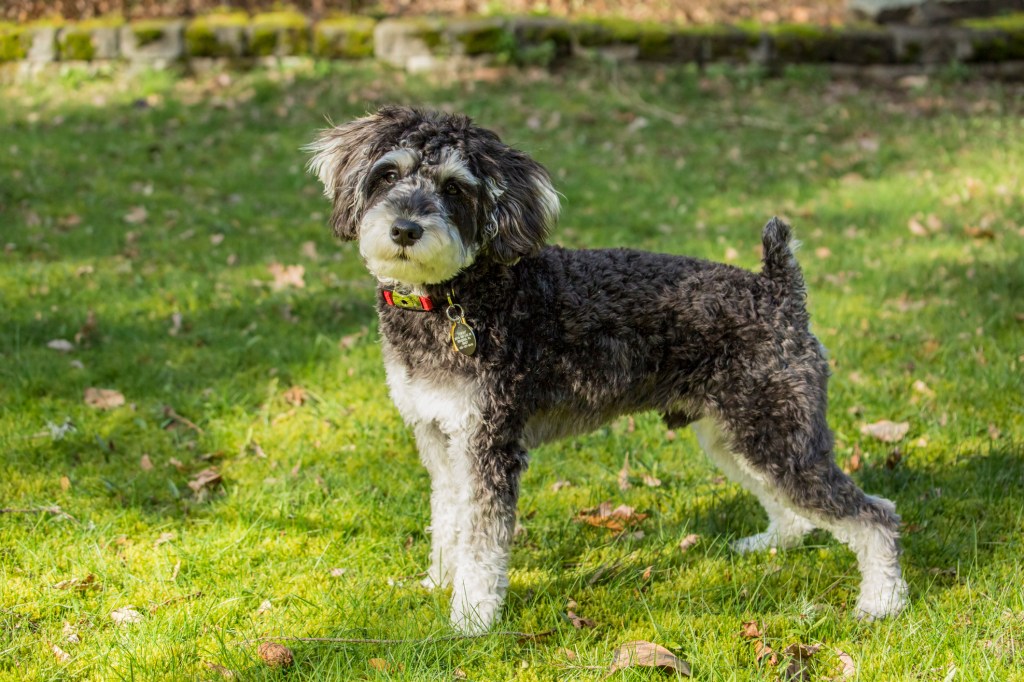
top-left (731, 532), bottom-right (775, 554)
top-left (855, 578), bottom-right (909, 620)
top-left (450, 595), bottom-right (501, 635)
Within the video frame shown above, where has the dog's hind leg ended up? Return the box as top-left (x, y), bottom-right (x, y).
top-left (712, 414), bottom-right (908, 620)
top-left (694, 418), bottom-right (816, 553)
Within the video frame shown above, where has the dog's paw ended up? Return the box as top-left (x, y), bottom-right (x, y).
top-left (855, 578), bottom-right (909, 621)
top-left (730, 532), bottom-right (776, 554)
top-left (450, 596), bottom-right (501, 635)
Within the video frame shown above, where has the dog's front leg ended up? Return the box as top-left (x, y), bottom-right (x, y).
top-left (447, 432), bottom-right (525, 635)
top-left (413, 421), bottom-right (458, 590)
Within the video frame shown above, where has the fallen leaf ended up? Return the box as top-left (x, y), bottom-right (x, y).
top-left (754, 640), bottom-right (778, 665)
top-left (154, 532), bottom-right (175, 547)
top-left (330, 568), bottom-right (347, 577)
top-left (988, 423), bottom-right (1001, 440)
top-left (575, 502), bottom-right (648, 533)
top-left (368, 657), bottom-right (404, 672)
top-left (964, 225), bottom-right (995, 240)
top-left (846, 444), bottom-right (862, 473)
top-left (339, 327), bottom-right (368, 350)
top-left (267, 262), bottom-right (305, 290)
top-left (204, 662), bottom-right (236, 679)
top-left (618, 453), bottom-right (631, 491)
top-left (679, 533), bottom-right (700, 553)
top-left (642, 474), bottom-right (662, 487)
top-left (257, 642), bottom-right (293, 668)
top-left (283, 386), bottom-right (307, 407)
top-left (256, 599), bottom-right (273, 615)
top-left (47, 339), bottom-right (75, 352)
top-left (84, 387), bottom-right (125, 410)
top-left (908, 217), bottom-right (929, 236)
top-left (168, 457), bottom-right (186, 472)
top-left (110, 607), bottom-right (143, 626)
top-left (59, 476), bottom-right (71, 492)
top-left (140, 454), bottom-right (154, 471)
top-left (641, 565), bottom-right (653, 581)
top-left (454, 667), bottom-right (468, 678)
top-left (552, 479), bottom-right (573, 492)
top-left (607, 640), bottom-right (691, 677)
top-left (815, 246), bottom-right (831, 259)
top-left (53, 574), bottom-right (98, 592)
top-left (301, 240), bottom-right (319, 260)
top-left (123, 206), bottom-right (148, 224)
top-left (725, 246), bottom-right (740, 261)
top-left (740, 620), bottom-right (761, 638)
top-left (52, 644), bottom-right (70, 662)
top-left (187, 467), bottom-right (222, 494)
top-left (860, 420), bottom-right (909, 443)
top-left (912, 380), bottom-right (935, 398)
top-left (75, 310), bottom-right (98, 346)
top-left (781, 643), bottom-right (819, 681)
top-left (62, 621), bottom-right (79, 643)
top-left (885, 448), bottom-right (903, 469)
top-left (566, 610), bottom-right (596, 628)
top-left (168, 312), bottom-right (183, 336)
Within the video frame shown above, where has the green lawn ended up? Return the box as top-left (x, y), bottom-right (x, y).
top-left (1, 60), bottom-right (1022, 681)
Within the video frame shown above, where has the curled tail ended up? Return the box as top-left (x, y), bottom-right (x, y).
top-left (760, 216), bottom-right (808, 311)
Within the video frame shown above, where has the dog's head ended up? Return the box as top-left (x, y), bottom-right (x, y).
top-left (307, 106), bottom-right (559, 286)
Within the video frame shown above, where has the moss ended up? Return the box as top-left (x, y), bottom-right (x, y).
top-left (77, 15), bottom-right (125, 30)
top-left (186, 11), bottom-right (248, 57)
top-left (961, 12), bottom-right (1024, 30)
top-left (516, 21), bottom-right (571, 46)
top-left (132, 20), bottom-right (174, 47)
top-left (968, 32), bottom-right (1024, 61)
top-left (637, 26), bottom-right (674, 60)
top-left (456, 24), bottom-right (514, 56)
top-left (250, 10), bottom-right (311, 56)
top-left (59, 28), bottom-right (95, 60)
top-left (573, 17), bottom-right (655, 47)
top-left (314, 16), bottom-right (376, 59)
top-left (0, 24), bottom-right (29, 62)
top-left (702, 26), bottom-right (760, 61)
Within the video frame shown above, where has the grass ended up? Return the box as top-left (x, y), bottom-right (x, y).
top-left (1, 60), bottom-right (1022, 680)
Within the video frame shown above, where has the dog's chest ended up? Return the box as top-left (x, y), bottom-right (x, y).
top-left (383, 350), bottom-right (481, 435)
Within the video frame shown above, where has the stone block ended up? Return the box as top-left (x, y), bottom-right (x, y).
top-left (374, 17), bottom-right (512, 69)
top-left (0, 25), bottom-right (30, 62)
top-left (26, 26), bottom-right (58, 63)
top-left (313, 16), bottom-right (376, 59)
top-left (121, 21), bottom-right (184, 61)
top-left (58, 21), bottom-right (123, 61)
top-left (249, 11), bottom-right (311, 57)
top-left (185, 13), bottom-right (249, 58)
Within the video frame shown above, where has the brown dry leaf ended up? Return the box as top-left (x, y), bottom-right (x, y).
top-left (187, 467), bottom-right (222, 494)
top-left (454, 667), bottom-right (469, 679)
top-left (267, 262), bottom-right (305, 290)
top-left (52, 644), bottom-right (71, 663)
top-left (606, 640), bottom-right (691, 677)
top-left (964, 225), bottom-right (995, 240)
top-left (885, 448), bottom-right (903, 470)
top-left (618, 453), bottom-right (631, 491)
top-left (860, 420), bottom-right (909, 443)
top-left (154, 532), bottom-right (175, 547)
top-left (59, 476), bottom-right (71, 492)
top-left (912, 380), bottom-right (935, 398)
top-left (754, 640), bottom-right (778, 666)
top-left (339, 327), bottom-right (368, 350)
top-left (204, 662), bottom-right (236, 679)
top-left (110, 607), bottom-right (143, 626)
top-left (283, 386), bottom-right (307, 407)
top-left (84, 387), bottom-right (125, 410)
top-left (256, 599), bottom-right (273, 615)
top-left (75, 310), bottom-right (98, 345)
top-left (566, 610), bottom-right (596, 629)
top-left (123, 206), bottom-right (148, 224)
top-left (836, 649), bottom-right (856, 678)
top-left (330, 567), bottom-right (347, 577)
top-left (140, 454), bottom-right (154, 471)
top-left (47, 339), bottom-right (75, 353)
top-left (168, 457), bottom-right (186, 472)
top-left (257, 642), bottom-right (293, 668)
top-left (552, 479), bottom-right (573, 492)
top-left (53, 574), bottom-right (98, 592)
top-left (301, 240), bottom-right (319, 260)
top-left (740, 620), bottom-right (762, 638)
top-left (59, 213), bottom-right (82, 228)
top-left (846, 444), bottom-right (863, 473)
top-left (62, 621), bottom-right (79, 644)
top-left (642, 474), bottom-right (662, 487)
top-left (815, 246), bottom-right (832, 259)
top-left (575, 502), bottom-right (648, 533)
top-left (988, 423), bottom-right (1001, 440)
top-left (781, 643), bottom-right (820, 681)
top-left (908, 217), bottom-right (928, 236)
top-left (368, 658), bottom-right (404, 672)
top-left (679, 533), bottom-right (700, 553)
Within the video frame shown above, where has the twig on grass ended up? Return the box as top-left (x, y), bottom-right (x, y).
top-left (240, 630), bottom-right (556, 646)
top-left (0, 506), bottom-right (79, 523)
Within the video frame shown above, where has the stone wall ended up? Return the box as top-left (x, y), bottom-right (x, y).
top-left (1, 12), bottom-right (1023, 70)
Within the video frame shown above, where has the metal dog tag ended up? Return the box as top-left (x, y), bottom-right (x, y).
top-left (450, 321), bottom-right (477, 356)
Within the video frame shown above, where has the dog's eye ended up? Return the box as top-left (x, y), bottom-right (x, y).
top-left (382, 170), bottom-right (399, 185)
top-left (444, 181), bottom-right (461, 196)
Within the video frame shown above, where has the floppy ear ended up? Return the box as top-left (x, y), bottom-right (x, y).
top-left (306, 112), bottom-right (392, 240)
top-left (485, 147), bottom-right (560, 263)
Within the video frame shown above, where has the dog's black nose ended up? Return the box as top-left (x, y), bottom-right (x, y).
top-left (390, 219), bottom-right (424, 247)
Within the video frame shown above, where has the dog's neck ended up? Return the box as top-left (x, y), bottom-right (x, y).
top-left (377, 257), bottom-right (509, 308)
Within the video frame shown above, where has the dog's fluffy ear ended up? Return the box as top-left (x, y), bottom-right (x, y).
top-left (306, 112), bottom-right (393, 240)
top-left (484, 147), bottom-right (560, 263)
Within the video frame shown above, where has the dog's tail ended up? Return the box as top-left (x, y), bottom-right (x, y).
top-left (760, 216), bottom-right (807, 309)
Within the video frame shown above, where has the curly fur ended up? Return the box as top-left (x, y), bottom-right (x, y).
top-left (307, 107), bottom-right (909, 633)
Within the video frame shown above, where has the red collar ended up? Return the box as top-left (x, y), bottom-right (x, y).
top-left (382, 289), bottom-right (435, 311)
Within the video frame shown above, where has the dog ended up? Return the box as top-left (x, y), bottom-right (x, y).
top-left (307, 106), bottom-right (909, 634)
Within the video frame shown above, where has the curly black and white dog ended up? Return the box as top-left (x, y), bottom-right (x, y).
top-left (307, 106), bottom-right (908, 633)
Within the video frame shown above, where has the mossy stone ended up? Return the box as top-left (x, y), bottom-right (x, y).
top-left (0, 24), bottom-right (29, 62)
top-left (59, 28), bottom-right (95, 60)
top-left (455, 23), bottom-right (513, 56)
top-left (186, 12), bottom-right (248, 57)
top-left (133, 22), bottom-right (168, 47)
top-left (250, 11), bottom-right (311, 57)
top-left (967, 29), bottom-right (1024, 61)
top-left (704, 27), bottom-right (760, 61)
top-left (313, 16), bottom-right (375, 59)
top-left (573, 17), bottom-right (648, 47)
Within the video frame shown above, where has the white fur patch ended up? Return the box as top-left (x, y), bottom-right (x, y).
top-left (358, 203), bottom-right (475, 286)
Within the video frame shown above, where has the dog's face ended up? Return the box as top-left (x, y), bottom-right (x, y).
top-left (307, 106), bottom-right (560, 286)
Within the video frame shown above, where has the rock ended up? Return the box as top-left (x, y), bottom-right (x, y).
top-left (26, 27), bottom-right (58, 63)
top-left (185, 13), bottom-right (248, 58)
top-left (121, 21), bottom-right (184, 61)
top-left (248, 11), bottom-right (310, 57)
top-left (848, 0), bottom-right (1024, 25)
top-left (313, 16), bottom-right (376, 59)
top-left (374, 17), bottom-right (513, 70)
